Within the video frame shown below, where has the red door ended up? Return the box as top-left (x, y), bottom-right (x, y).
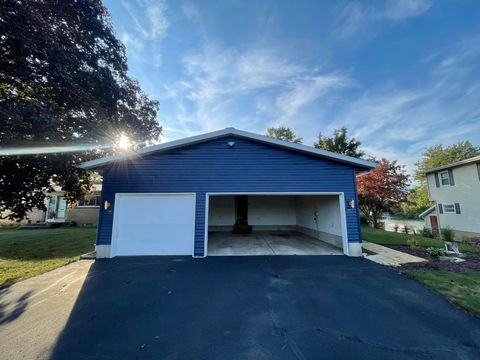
top-left (430, 216), bottom-right (439, 236)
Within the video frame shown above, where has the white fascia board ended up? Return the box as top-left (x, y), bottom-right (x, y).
top-left (425, 155), bottom-right (480, 174)
top-left (418, 205), bottom-right (435, 218)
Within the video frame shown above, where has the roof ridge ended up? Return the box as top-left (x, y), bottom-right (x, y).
top-left (80, 128), bottom-right (377, 170)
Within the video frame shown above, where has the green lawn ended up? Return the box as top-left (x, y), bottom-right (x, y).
top-left (0, 227), bottom-right (96, 287)
top-left (362, 226), bottom-right (480, 316)
top-left (403, 271), bottom-right (480, 317)
top-left (362, 225), bottom-right (480, 255)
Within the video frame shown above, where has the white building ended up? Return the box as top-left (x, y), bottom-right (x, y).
top-left (422, 155), bottom-right (480, 240)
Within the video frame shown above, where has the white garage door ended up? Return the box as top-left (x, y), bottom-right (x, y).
top-left (111, 193), bottom-right (195, 256)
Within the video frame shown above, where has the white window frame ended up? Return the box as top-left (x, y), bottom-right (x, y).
top-left (443, 203), bottom-right (456, 213)
top-left (439, 171), bottom-right (450, 186)
top-left (77, 195), bottom-right (101, 208)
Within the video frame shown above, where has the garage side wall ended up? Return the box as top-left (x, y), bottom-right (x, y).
top-left (295, 195), bottom-right (343, 248)
top-left (97, 135), bottom-right (363, 257)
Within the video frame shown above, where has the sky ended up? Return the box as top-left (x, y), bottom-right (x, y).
top-left (103, 0), bottom-right (480, 173)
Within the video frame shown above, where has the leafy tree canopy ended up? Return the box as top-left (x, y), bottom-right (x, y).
top-left (266, 126), bottom-right (303, 144)
top-left (357, 159), bottom-right (410, 228)
top-left (393, 185), bottom-right (431, 219)
top-left (314, 127), bottom-right (365, 158)
top-left (0, 0), bottom-right (161, 220)
top-left (414, 141), bottom-right (480, 182)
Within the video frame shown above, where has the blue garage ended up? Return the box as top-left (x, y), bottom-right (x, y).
top-left (80, 128), bottom-right (376, 258)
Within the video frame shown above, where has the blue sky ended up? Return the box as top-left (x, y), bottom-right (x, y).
top-left (104, 0), bottom-right (480, 172)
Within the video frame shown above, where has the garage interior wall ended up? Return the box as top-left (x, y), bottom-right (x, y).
top-left (208, 195), bottom-right (343, 249)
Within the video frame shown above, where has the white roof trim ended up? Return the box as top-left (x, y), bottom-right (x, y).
top-left (419, 205), bottom-right (435, 218)
top-left (79, 127), bottom-right (377, 170)
top-left (425, 155), bottom-right (480, 174)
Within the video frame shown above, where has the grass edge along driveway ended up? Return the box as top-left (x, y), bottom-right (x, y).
top-left (0, 227), bottom-right (96, 287)
top-left (402, 271), bottom-right (480, 317)
top-left (362, 225), bottom-right (480, 317)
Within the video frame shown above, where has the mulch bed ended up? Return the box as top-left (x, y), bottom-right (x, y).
top-left (387, 245), bottom-right (480, 272)
top-left (391, 245), bottom-right (429, 258)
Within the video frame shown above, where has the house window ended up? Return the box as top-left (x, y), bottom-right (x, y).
top-left (78, 195), bottom-right (100, 207)
top-left (440, 171), bottom-right (450, 186)
top-left (443, 204), bottom-right (456, 213)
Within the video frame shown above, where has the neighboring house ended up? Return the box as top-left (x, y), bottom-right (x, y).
top-left (0, 184), bottom-right (102, 227)
top-left (80, 128), bottom-right (376, 259)
top-left (423, 155), bottom-right (480, 240)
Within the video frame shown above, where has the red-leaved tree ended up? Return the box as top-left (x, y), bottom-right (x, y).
top-left (357, 159), bottom-right (410, 228)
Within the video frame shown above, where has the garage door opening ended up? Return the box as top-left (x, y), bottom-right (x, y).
top-left (205, 193), bottom-right (348, 256)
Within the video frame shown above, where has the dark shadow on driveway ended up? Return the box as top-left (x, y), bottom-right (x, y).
top-left (0, 287), bottom-right (33, 326)
top-left (50, 256), bottom-right (480, 359)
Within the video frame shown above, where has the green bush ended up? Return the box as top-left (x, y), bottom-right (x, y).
top-left (426, 247), bottom-right (447, 259)
top-left (441, 227), bottom-right (455, 242)
top-left (421, 228), bottom-right (434, 238)
top-left (407, 238), bottom-right (419, 249)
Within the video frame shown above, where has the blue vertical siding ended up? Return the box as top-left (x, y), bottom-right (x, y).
top-left (98, 135), bottom-right (363, 256)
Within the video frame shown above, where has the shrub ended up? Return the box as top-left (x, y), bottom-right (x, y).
top-left (407, 238), bottom-right (419, 249)
top-left (426, 247), bottom-right (447, 259)
top-left (441, 227), bottom-right (455, 242)
top-left (376, 221), bottom-right (385, 230)
top-left (421, 228), bottom-right (434, 238)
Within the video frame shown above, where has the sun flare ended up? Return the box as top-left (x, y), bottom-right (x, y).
top-left (116, 134), bottom-right (132, 150)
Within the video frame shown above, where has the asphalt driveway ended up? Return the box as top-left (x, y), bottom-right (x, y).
top-left (1, 256), bottom-right (479, 359)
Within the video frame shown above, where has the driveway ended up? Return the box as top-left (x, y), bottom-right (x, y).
top-left (0, 256), bottom-right (479, 360)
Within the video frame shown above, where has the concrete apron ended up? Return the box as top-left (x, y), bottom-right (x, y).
top-left (363, 241), bottom-right (427, 267)
top-left (207, 231), bottom-right (343, 256)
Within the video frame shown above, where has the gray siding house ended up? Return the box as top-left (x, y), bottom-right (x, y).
top-left (424, 155), bottom-right (480, 240)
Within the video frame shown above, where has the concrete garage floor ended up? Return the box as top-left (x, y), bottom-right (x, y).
top-left (1, 257), bottom-right (479, 360)
top-left (208, 231), bottom-right (343, 256)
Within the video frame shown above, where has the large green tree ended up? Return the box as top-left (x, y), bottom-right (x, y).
top-left (266, 126), bottom-right (303, 144)
top-left (314, 127), bottom-right (365, 158)
top-left (0, 0), bottom-right (161, 220)
top-left (414, 141), bottom-right (480, 182)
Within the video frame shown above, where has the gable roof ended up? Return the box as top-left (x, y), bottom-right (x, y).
top-left (419, 205), bottom-right (435, 218)
top-left (425, 155), bottom-right (480, 174)
top-left (79, 127), bottom-right (377, 171)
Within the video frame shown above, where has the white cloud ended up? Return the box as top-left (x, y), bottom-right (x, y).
top-left (336, 0), bottom-right (433, 38)
top-left (322, 38), bottom-right (480, 173)
top-left (384, 0), bottom-right (433, 20)
top-left (181, 1), bottom-right (200, 23)
top-left (182, 44), bottom-right (304, 101)
top-left (162, 42), bottom-right (351, 134)
top-left (143, 0), bottom-right (170, 40)
top-left (276, 74), bottom-right (351, 120)
top-left (121, 0), bottom-right (170, 40)
top-left (118, 0), bottom-right (169, 69)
